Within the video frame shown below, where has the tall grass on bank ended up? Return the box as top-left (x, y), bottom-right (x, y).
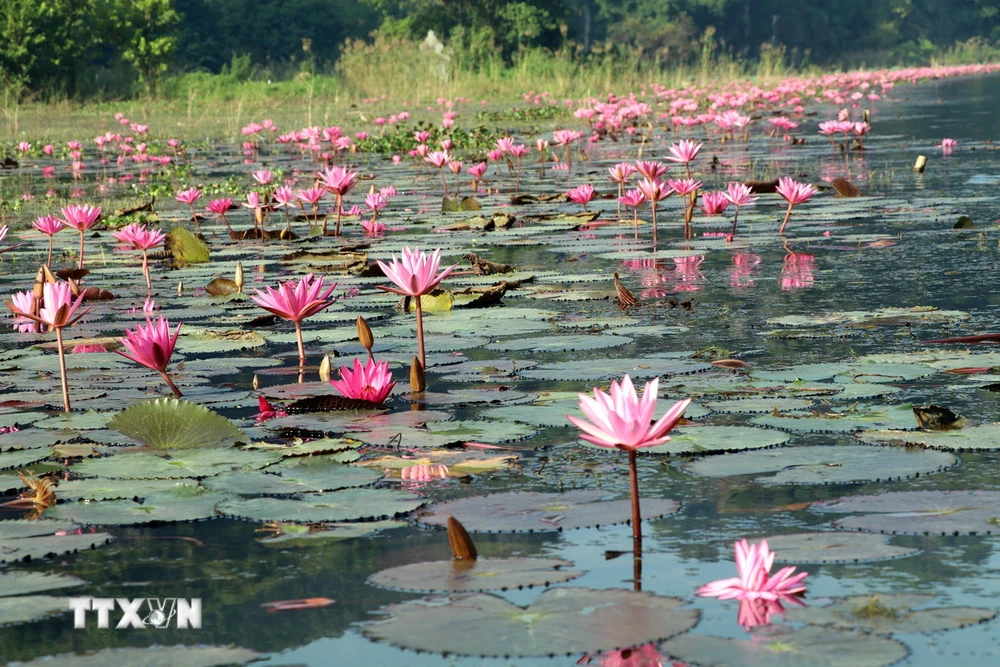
top-left (2, 33), bottom-right (998, 142)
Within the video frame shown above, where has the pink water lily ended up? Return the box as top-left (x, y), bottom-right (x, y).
top-left (318, 165), bottom-right (358, 235)
top-left (60, 204), bottom-right (102, 269)
top-left (251, 273), bottom-right (337, 366)
top-left (776, 177), bottom-right (817, 233)
top-left (117, 316), bottom-right (183, 397)
top-left (696, 538), bottom-right (808, 602)
top-left (568, 375), bottom-right (689, 543)
top-left (206, 197), bottom-right (235, 232)
top-left (111, 223), bottom-right (166, 289)
top-left (567, 184), bottom-right (595, 211)
top-left (724, 182), bottom-right (758, 237)
top-left (377, 247), bottom-right (456, 369)
top-left (330, 357), bottom-right (395, 404)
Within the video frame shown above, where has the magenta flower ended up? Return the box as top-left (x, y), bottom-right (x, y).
top-left (377, 247), bottom-right (456, 369)
top-left (552, 129), bottom-right (584, 171)
top-left (567, 184), bottom-right (595, 211)
top-left (273, 185), bottom-right (299, 234)
top-left (636, 178), bottom-right (671, 244)
top-left (206, 197), bottom-right (235, 232)
top-left (775, 177), bottom-right (817, 234)
top-left (619, 188), bottom-right (647, 238)
top-left (665, 140), bottom-right (703, 174)
top-left (568, 375), bottom-right (690, 543)
top-left (251, 169), bottom-right (274, 186)
top-left (330, 357), bottom-right (395, 404)
top-left (112, 223), bottom-right (165, 289)
top-left (8, 291), bottom-right (36, 333)
top-left (60, 204), bottom-right (102, 269)
top-left (634, 160), bottom-right (668, 181)
top-left (117, 317), bottom-right (183, 397)
top-left (696, 538), bottom-right (808, 602)
top-left (251, 273), bottom-right (337, 366)
top-left (175, 188), bottom-right (202, 206)
top-left (318, 166), bottom-right (358, 235)
top-left (724, 182), bottom-right (758, 237)
top-left (700, 191), bottom-right (730, 215)
top-left (6, 281), bottom-right (91, 411)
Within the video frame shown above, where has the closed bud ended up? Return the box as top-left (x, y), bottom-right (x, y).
top-left (234, 262), bottom-right (244, 293)
top-left (318, 354), bottom-right (332, 381)
top-left (252, 373), bottom-right (259, 390)
top-left (41, 265), bottom-right (57, 284)
top-left (177, 280), bottom-right (184, 296)
top-left (33, 267), bottom-right (46, 301)
top-left (409, 356), bottom-right (426, 392)
top-left (356, 316), bottom-right (374, 351)
top-left (914, 155), bottom-right (927, 173)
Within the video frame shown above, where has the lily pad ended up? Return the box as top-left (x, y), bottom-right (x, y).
top-left (815, 490), bottom-right (1000, 535)
top-left (0, 520), bottom-right (115, 564)
top-left (785, 593), bottom-right (997, 634)
top-left (760, 533), bottom-right (919, 563)
top-left (0, 448), bottom-right (51, 470)
top-left (11, 646), bottom-right (262, 667)
top-left (662, 626), bottom-right (907, 667)
top-left (71, 448), bottom-right (282, 479)
top-left (0, 571), bottom-right (87, 597)
top-left (752, 404), bottom-right (917, 433)
top-left (108, 399), bottom-right (249, 449)
top-left (417, 490), bottom-right (680, 533)
top-left (858, 424), bottom-right (1000, 450)
top-left (55, 478), bottom-right (190, 501)
top-left (217, 488), bottom-right (425, 523)
top-left (424, 419), bottom-right (536, 444)
top-left (704, 398), bottom-right (816, 414)
top-left (363, 587), bottom-right (698, 657)
top-left (642, 426), bottom-right (790, 455)
top-left (369, 557), bottom-right (584, 593)
top-left (202, 460), bottom-right (380, 495)
top-left (753, 363), bottom-right (933, 384)
top-left (0, 596), bottom-right (68, 626)
top-left (687, 446), bottom-right (957, 484)
top-left (258, 520), bottom-right (407, 545)
top-left (47, 485), bottom-right (227, 525)
top-left (485, 334), bottom-right (632, 353)
top-left (485, 395), bottom-right (709, 427)
top-left (519, 354), bottom-right (713, 381)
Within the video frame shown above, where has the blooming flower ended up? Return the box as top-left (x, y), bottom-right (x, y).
top-left (330, 357), bottom-right (395, 404)
top-left (697, 538), bottom-right (807, 605)
top-left (117, 317), bottom-right (184, 397)
top-left (175, 188), bottom-right (202, 206)
top-left (111, 223), bottom-right (165, 250)
top-left (251, 273), bottom-right (337, 323)
top-left (776, 177), bottom-right (817, 233)
top-left (665, 139), bottom-right (703, 164)
top-left (376, 247), bottom-right (456, 298)
top-left (567, 184), bottom-right (596, 210)
top-left (700, 191), bottom-right (730, 215)
top-left (567, 376), bottom-right (689, 452)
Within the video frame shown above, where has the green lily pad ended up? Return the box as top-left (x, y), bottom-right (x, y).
top-left (687, 445), bottom-right (956, 484)
top-left (363, 587), bottom-right (698, 658)
top-left (485, 334), bottom-right (633, 353)
top-left (760, 533), bottom-right (920, 563)
top-left (33, 410), bottom-right (112, 431)
top-left (0, 571), bottom-right (87, 597)
top-left (11, 645), bottom-right (261, 667)
top-left (662, 626), bottom-right (907, 667)
top-left (704, 398), bottom-right (816, 414)
top-left (55, 478), bottom-right (192, 501)
top-left (202, 460), bottom-right (380, 495)
top-left (785, 594), bottom-right (997, 634)
top-left (418, 490), bottom-right (680, 533)
top-left (0, 596), bottom-right (68, 627)
top-left (424, 420), bottom-right (536, 444)
top-left (519, 354), bottom-right (713, 381)
top-left (71, 448), bottom-right (282, 479)
top-left (816, 490), bottom-right (1000, 535)
top-left (485, 395), bottom-right (709, 427)
top-left (752, 404), bottom-right (917, 433)
top-left (46, 485), bottom-right (227, 525)
top-left (642, 426), bottom-right (790, 455)
top-left (259, 520), bottom-right (407, 545)
top-left (369, 557), bottom-right (584, 593)
top-left (858, 424), bottom-right (1000, 450)
top-left (217, 488), bottom-right (425, 523)
top-left (108, 399), bottom-right (249, 449)
top-left (178, 327), bottom-right (267, 353)
top-left (753, 363), bottom-right (933, 384)
top-left (0, 448), bottom-right (51, 470)
top-left (0, 520), bottom-right (115, 564)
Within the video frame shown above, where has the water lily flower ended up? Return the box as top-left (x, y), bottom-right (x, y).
top-left (700, 191), bottom-right (730, 215)
top-left (567, 184), bottom-right (596, 211)
top-left (251, 169), bottom-right (274, 186)
top-left (272, 185), bottom-right (299, 234)
top-left (206, 197), bottom-right (235, 232)
top-left (33, 215), bottom-right (65, 266)
top-left (696, 538), bottom-right (808, 603)
top-left (175, 188), bottom-right (203, 230)
top-left (251, 273), bottom-right (337, 367)
top-left (111, 223), bottom-right (166, 289)
top-left (776, 177), bottom-right (817, 233)
top-left (117, 316), bottom-right (183, 397)
top-left (636, 178), bottom-right (671, 244)
top-left (377, 247), bottom-right (456, 369)
top-left (665, 140), bottom-right (703, 177)
top-left (635, 160), bottom-right (668, 181)
top-left (317, 165), bottom-right (358, 235)
top-left (724, 183), bottom-right (758, 237)
top-left (60, 204), bottom-right (102, 269)
top-left (400, 464), bottom-right (449, 482)
top-left (568, 375), bottom-right (689, 542)
top-left (330, 357), bottom-right (395, 404)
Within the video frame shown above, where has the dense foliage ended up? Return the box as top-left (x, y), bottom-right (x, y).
top-left (2, 0), bottom-right (999, 98)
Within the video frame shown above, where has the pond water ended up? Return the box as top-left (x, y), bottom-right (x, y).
top-left (2, 71), bottom-right (1000, 666)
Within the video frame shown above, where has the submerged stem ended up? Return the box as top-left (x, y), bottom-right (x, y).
top-left (55, 327), bottom-right (71, 412)
top-left (415, 296), bottom-right (426, 370)
top-left (159, 369), bottom-right (183, 398)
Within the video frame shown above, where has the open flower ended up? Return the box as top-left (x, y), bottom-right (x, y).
top-left (117, 316), bottom-right (183, 397)
top-left (696, 538), bottom-right (808, 602)
top-left (251, 273), bottom-right (337, 366)
top-left (567, 184), bottom-right (596, 211)
top-left (776, 177), bottom-right (817, 233)
top-left (330, 357), bottom-right (395, 404)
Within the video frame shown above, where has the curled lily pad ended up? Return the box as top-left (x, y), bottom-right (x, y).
top-left (10, 646), bottom-right (262, 667)
top-left (662, 626), bottom-right (907, 667)
top-left (858, 424), bottom-right (1000, 450)
top-left (108, 399), bottom-right (249, 449)
top-left (760, 533), bottom-right (919, 564)
top-left (785, 594), bottom-right (997, 634)
top-left (369, 557), bottom-right (584, 592)
top-left (46, 485), bottom-right (227, 526)
top-left (217, 488), bottom-right (425, 523)
top-left (815, 490), bottom-right (1000, 535)
top-left (363, 587), bottom-right (698, 658)
top-left (417, 490), bottom-right (680, 533)
top-left (0, 520), bottom-right (115, 564)
top-left (687, 446), bottom-right (957, 484)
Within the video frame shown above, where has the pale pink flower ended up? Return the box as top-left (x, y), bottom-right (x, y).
top-left (696, 538), bottom-right (808, 602)
top-left (635, 160), bottom-right (668, 180)
top-left (377, 247), bottom-right (456, 298)
top-left (401, 464), bottom-right (449, 481)
top-left (252, 170), bottom-right (274, 185)
top-left (665, 139), bottom-right (702, 164)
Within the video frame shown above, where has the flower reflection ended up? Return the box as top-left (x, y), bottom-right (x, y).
top-left (780, 252), bottom-right (816, 290)
top-left (672, 255), bottom-right (704, 293)
top-left (578, 643), bottom-right (685, 667)
top-left (737, 596), bottom-right (803, 630)
top-left (729, 253), bottom-right (761, 288)
top-left (620, 256), bottom-right (704, 298)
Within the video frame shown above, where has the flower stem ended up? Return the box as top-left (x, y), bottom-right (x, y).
top-left (731, 206), bottom-right (740, 236)
top-left (159, 370), bottom-right (183, 398)
top-left (335, 194), bottom-right (343, 236)
top-left (651, 201), bottom-right (658, 245)
top-left (55, 327), bottom-right (71, 412)
top-left (46, 236), bottom-right (53, 266)
top-left (141, 249), bottom-right (151, 290)
top-left (627, 448), bottom-right (642, 544)
top-left (440, 168), bottom-right (449, 198)
top-left (294, 320), bottom-right (306, 369)
top-left (77, 231), bottom-right (85, 270)
top-left (415, 296), bottom-right (426, 369)
top-left (779, 202), bottom-right (794, 234)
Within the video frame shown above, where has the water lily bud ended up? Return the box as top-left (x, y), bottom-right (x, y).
top-left (447, 516), bottom-right (478, 561)
top-left (410, 356), bottom-right (426, 392)
top-left (252, 373), bottom-right (259, 390)
top-left (234, 262), bottom-right (244, 293)
top-left (914, 155), bottom-right (927, 173)
top-left (318, 354), bottom-right (332, 381)
top-left (176, 280), bottom-right (184, 296)
top-left (356, 316), bottom-right (374, 351)
top-left (33, 267), bottom-right (46, 301)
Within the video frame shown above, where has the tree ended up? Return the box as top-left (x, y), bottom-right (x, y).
top-left (100, 0), bottom-right (180, 95)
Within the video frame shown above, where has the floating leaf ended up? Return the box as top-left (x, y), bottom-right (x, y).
top-left (786, 594), bottom-right (997, 634)
top-left (11, 646), bottom-right (261, 667)
top-left (0, 571), bottom-right (86, 597)
top-left (369, 557), bottom-right (584, 592)
top-left (641, 426), bottom-right (790, 455)
top-left (484, 395), bottom-right (708, 427)
top-left (687, 446), bottom-right (956, 484)
top-left (858, 424), bottom-right (1000, 450)
top-left (71, 449), bottom-right (281, 479)
top-left (55, 478), bottom-right (189, 501)
top-left (519, 354), bottom-right (712, 381)
top-left (0, 448), bottom-right (51, 471)
top-left (424, 419), bottom-right (536, 444)
top-left (662, 626), bottom-right (907, 667)
top-left (704, 398), bottom-right (816, 414)
top-left (815, 490), bottom-right (1000, 535)
top-left (0, 520), bottom-right (115, 564)
top-left (760, 533), bottom-right (919, 563)
top-left (47, 485), bottom-right (227, 526)
top-left (753, 363), bottom-right (933, 383)
top-left (0, 596), bottom-right (68, 626)
top-left (217, 488), bottom-right (425, 523)
top-left (418, 490), bottom-right (680, 533)
top-left (259, 520), bottom-right (407, 545)
top-left (485, 334), bottom-right (633, 353)
top-left (363, 587), bottom-right (698, 657)
top-left (752, 404), bottom-right (917, 433)
top-left (108, 399), bottom-right (248, 449)
top-left (202, 460), bottom-right (380, 495)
